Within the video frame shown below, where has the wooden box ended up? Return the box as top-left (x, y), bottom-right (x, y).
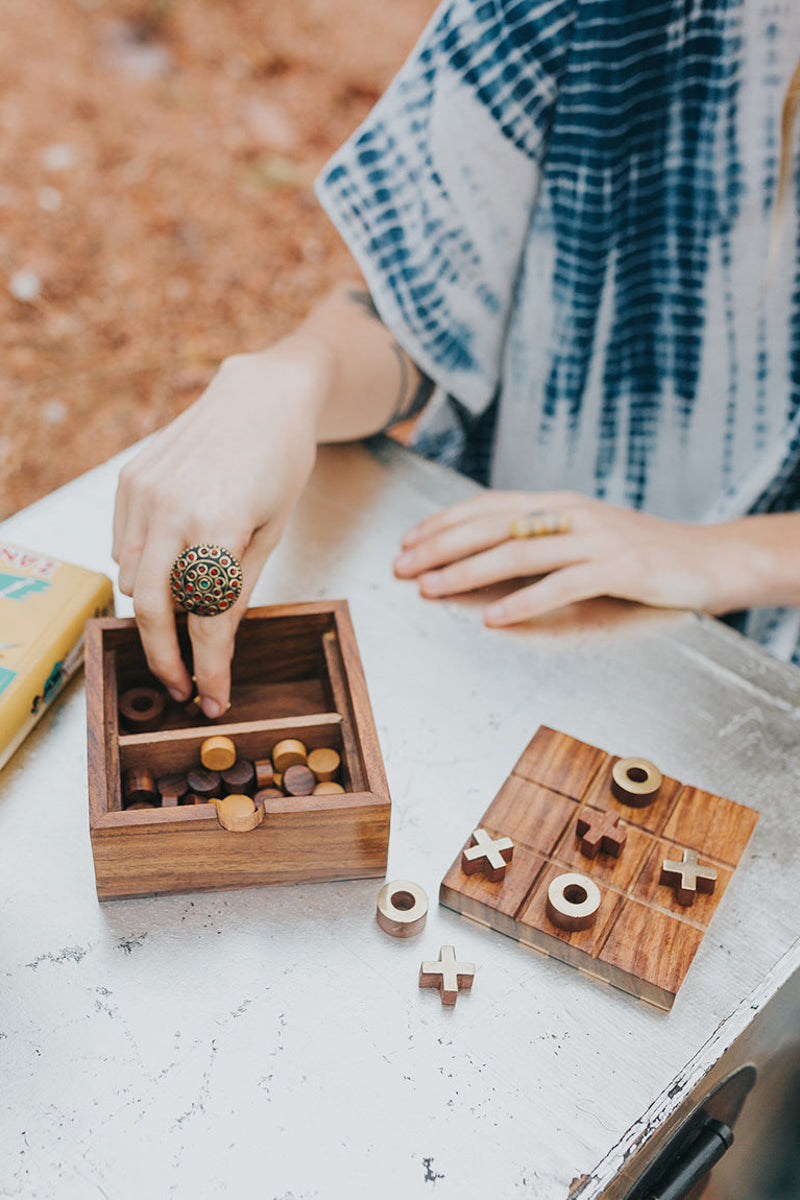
top-left (86, 601), bottom-right (390, 900)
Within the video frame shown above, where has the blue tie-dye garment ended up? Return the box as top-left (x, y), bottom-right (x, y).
top-left (316, 0), bottom-right (800, 662)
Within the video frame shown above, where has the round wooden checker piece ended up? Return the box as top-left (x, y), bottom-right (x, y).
top-left (283, 763), bottom-right (316, 796)
top-left (221, 758), bottom-right (256, 796)
top-left (307, 747), bottom-right (341, 782)
top-left (123, 767), bottom-right (158, 808)
top-left (186, 766), bottom-right (221, 800)
top-left (271, 739), bottom-right (307, 773)
top-left (313, 781), bottom-right (345, 795)
top-left (611, 757), bottom-right (663, 807)
top-left (254, 787), bottom-right (285, 803)
top-left (118, 686), bottom-right (166, 732)
top-left (254, 758), bottom-right (275, 790)
top-left (156, 773), bottom-right (188, 803)
top-left (215, 793), bottom-right (264, 832)
top-left (200, 735), bottom-right (237, 772)
top-left (376, 880), bottom-right (429, 938)
top-left (545, 872), bottom-right (602, 932)
top-left (126, 800), bottom-right (158, 810)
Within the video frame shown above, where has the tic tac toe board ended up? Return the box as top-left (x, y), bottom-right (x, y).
top-left (440, 726), bottom-right (760, 1010)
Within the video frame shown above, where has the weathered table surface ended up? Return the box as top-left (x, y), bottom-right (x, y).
top-left (2, 437), bottom-right (800, 1200)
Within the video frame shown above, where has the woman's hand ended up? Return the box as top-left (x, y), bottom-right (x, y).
top-left (112, 335), bottom-right (329, 717)
top-left (393, 490), bottom-right (791, 625)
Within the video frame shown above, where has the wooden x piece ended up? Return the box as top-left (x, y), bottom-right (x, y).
top-left (575, 810), bottom-right (627, 859)
top-left (660, 849), bottom-right (717, 906)
top-left (461, 827), bottom-right (515, 881)
top-left (419, 946), bottom-right (475, 1006)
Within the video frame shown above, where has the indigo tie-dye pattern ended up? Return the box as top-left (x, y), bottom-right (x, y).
top-left (316, 0), bottom-right (800, 662)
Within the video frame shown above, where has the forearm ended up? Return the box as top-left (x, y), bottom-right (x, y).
top-left (260, 280), bottom-right (433, 443)
top-left (706, 512), bottom-right (800, 612)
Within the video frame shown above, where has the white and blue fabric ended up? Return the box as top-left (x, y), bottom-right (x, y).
top-left (316, 0), bottom-right (800, 662)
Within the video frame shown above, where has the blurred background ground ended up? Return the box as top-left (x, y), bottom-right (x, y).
top-left (0, 0), bottom-right (435, 520)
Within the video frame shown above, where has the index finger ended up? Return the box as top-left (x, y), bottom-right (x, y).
top-left (132, 531), bottom-right (194, 701)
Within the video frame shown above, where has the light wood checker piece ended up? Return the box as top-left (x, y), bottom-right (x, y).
top-left (440, 727), bottom-right (759, 1010)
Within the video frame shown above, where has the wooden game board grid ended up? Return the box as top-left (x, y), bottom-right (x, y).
top-left (86, 602), bottom-right (391, 899)
top-left (440, 727), bottom-right (759, 1010)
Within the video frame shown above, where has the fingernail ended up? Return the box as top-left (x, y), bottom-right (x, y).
top-left (201, 698), bottom-right (222, 719)
top-left (485, 603), bottom-right (506, 625)
top-left (402, 530), bottom-right (420, 548)
top-left (168, 686), bottom-right (190, 702)
top-left (394, 552), bottom-right (414, 573)
top-left (419, 572), bottom-right (441, 595)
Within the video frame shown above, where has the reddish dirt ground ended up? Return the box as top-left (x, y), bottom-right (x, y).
top-left (0, 0), bottom-right (436, 520)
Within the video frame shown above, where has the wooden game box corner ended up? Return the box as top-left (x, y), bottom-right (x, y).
top-left (85, 600), bottom-right (390, 900)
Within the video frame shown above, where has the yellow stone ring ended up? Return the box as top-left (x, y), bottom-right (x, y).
top-left (169, 544), bottom-right (243, 616)
top-left (509, 510), bottom-right (572, 538)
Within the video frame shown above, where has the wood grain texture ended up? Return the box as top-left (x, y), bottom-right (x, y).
top-left (512, 726), bottom-right (608, 799)
top-left (662, 785), bottom-right (760, 865)
top-left (439, 726), bottom-right (759, 1010)
top-left (86, 602), bottom-right (390, 899)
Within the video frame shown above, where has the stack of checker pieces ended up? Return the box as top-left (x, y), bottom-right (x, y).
top-left (440, 726), bottom-right (759, 1009)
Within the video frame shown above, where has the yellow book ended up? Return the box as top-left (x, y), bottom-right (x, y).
top-left (0, 542), bottom-right (114, 771)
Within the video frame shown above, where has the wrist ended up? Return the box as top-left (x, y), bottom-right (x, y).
top-left (705, 515), bottom-right (800, 612)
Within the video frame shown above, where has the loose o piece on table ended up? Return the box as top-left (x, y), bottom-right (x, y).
top-left (376, 880), bottom-right (429, 938)
top-left (611, 756), bottom-right (663, 807)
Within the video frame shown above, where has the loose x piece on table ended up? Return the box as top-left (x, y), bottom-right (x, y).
top-left (439, 726), bottom-right (760, 1010)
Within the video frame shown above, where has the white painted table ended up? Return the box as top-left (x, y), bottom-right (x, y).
top-left (1, 438), bottom-right (799, 1199)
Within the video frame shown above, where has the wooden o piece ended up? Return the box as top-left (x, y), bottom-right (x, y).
top-left (125, 800), bottom-right (158, 810)
top-left (118, 686), bottom-right (166, 732)
top-left (254, 758), bottom-right (275, 790)
top-left (611, 757), bottom-right (663, 807)
top-left (307, 747), bottom-right (341, 782)
top-left (419, 946), bottom-right (475, 1006)
top-left (220, 758), bottom-right (256, 796)
top-left (313, 781), bottom-right (345, 795)
top-left (376, 880), bottom-right (428, 938)
top-left (545, 872), bottom-right (602, 932)
top-left (123, 767), bottom-right (158, 807)
top-left (283, 763), bottom-right (316, 796)
top-left (200, 735), bottom-right (237, 772)
top-left (186, 766), bottom-right (221, 800)
top-left (271, 739), bottom-right (307, 773)
top-left (215, 793), bottom-right (264, 833)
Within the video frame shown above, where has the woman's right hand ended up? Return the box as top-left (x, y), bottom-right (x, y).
top-left (112, 333), bottom-right (331, 717)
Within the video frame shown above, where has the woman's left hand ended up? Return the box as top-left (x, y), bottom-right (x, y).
top-left (393, 490), bottom-right (762, 626)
